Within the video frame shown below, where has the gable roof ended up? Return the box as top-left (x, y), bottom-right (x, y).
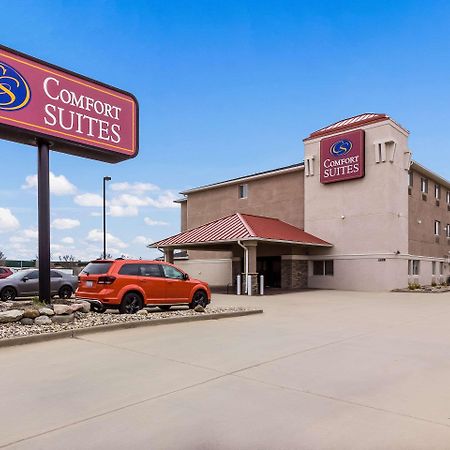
top-left (304, 113), bottom-right (408, 141)
top-left (150, 213), bottom-right (331, 248)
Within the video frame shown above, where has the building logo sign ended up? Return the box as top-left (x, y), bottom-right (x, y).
top-left (0, 45), bottom-right (138, 163)
top-left (320, 129), bottom-right (365, 184)
top-left (330, 139), bottom-right (352, 157)
top-left (0, 62), bottom-right (31, 111)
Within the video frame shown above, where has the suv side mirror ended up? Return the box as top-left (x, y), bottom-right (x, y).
top-left (22, 277), bottom-right (29, 282)
top-left (183, 273), bottom-right (189, 281)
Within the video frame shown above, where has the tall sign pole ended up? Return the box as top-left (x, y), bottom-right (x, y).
top-left (0, 45), bottom-right (139, 304)
top-left (37, 140), bottom-right (51, 303)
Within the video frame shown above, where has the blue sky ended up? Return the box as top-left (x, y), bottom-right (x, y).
top-left (1, 0), bottom-right (450, 261)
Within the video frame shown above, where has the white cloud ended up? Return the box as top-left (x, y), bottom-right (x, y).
top-left (133, 235), bottom-right (153, 245)
top-left (74, 193), bottom-right (103, 207)
top-left (22, 172), bottom-right (77, 196)
top-left (109, 205), bottom-right (139, 217)
top-left (51, 218), bottom-right (80, 230)
top-left (61, 237), bottom-right (74, 245)
top-left (146, 192), bottom-right (179, 209)
top-left (9, 228), bottom-right (38, 244)
top-left (86, 229), bottom-right (127, 249)
top-left (111, 194), bottom-right (151, 207)
top-left (110, 182), bottom-right (159, 193)
top-left (144, 217), bottom-right (168, 226)
top-left (0, 208), bottom-right (20, 233)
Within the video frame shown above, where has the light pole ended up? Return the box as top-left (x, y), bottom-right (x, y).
top-left (103, 176), bottom-right (111, 259)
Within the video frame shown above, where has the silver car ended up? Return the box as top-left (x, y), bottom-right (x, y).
top-left (0, 269), bottom-right (78, 302)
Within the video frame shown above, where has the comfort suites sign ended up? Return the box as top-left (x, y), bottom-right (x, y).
top-left (0, 45), bottom-right (138, 162)
top-left (320, 129), bottom-right (365, 184)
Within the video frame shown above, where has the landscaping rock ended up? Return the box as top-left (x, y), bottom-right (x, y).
top-left (0, 301), bottom-right (14, 311)
top-left (79, 302), bottom-right (91, 313)
top-left (51, 314), bottom-right (75, 324)
top-left (34, 315), bottom-right (52, 325)
top-left (20, 318), bottom-right (34, 325)
top-left (0, 310), bottom-right (24, 323)
top-left (39, 307), bottom-right (55, 316)
top-left (23, 308), bottom-right (40, 319)
top-left (53, 304), bottom-right (72, 315)
top-left (137, 309), bottom-right (148, 316)
top-left (69, 304), bottom-right (85, 313)
top-left (194, 305), bottom-right (205, 313)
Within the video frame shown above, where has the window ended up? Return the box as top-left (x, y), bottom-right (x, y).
top-left (432, 261), bottom-right (436, 275)
top-left (421, 177), bottom-right (428, 193)
top-left (162, 265), bottom-right (184, 279)
top-left (435, 184), bottom-right (441, 199)
top-left (27, 270), bottom-right (39, 280)
top-left (238, 184), bottom-right (248, 199)
top-left (447, 191), bottom-right (450, 204)
top-left (50, 270), bottom-right (62, 278)
top-left (408, 260), bottom-right (420, 276)
top-left (412, 259), bottom-right (420, 275)
top-left (408, 171), bottom-right (413, 187)
top-left (139, 264), bottom-right (164, 278)
top-left (81, 262), bottom-right (112, 275)
top-left (312, 260), bottom-right (334, 276)
top-left (118, 264), bottom-right (140, 276)
top-left (440, 262), bottom-right (444, 275)
top-left (434, 220), bottom-right (441, 236)
top-left (446, 224), bottom-right (450, 238)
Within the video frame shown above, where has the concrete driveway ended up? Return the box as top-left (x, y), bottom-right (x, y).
top-left (2, 290), bottom-right (450, 449)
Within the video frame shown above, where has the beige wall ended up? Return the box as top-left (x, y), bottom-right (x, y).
top-left (176, 259), bottom-right (232, 287)
top-left (408, 169), bottom-right (450, 258)
top-left (304, 119), bottom-right (411, 290)
top-left (180, 201), bottom-right (187, 231)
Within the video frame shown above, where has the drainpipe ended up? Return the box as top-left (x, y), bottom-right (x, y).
top-left (237, 240), bottom-right (249, 294)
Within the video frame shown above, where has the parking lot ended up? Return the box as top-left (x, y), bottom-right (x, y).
top-left (2, 290), bottom-right (450, 449)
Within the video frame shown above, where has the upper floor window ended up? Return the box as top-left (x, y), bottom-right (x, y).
top-left (447, 191), bottom-right (450, 204)
top-left (434, 220), bottom-right (441, 235)
top-left (421, 177), bottom-right (428, 194)
top-left (408, 171), bottom-right (413, 187)
top-left (238, 184), bottom-right (248, 199)
top-left (446, 224), bottom-right (450, 238)
top-left (435, 184), bottom-right (441, 199)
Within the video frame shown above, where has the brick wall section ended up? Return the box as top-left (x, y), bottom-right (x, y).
top-left (409, 169), bottom-right (450, 258)
top-left (281, 260), bottom-right (308, 289)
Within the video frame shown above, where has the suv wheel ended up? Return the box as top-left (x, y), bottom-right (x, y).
top-left (119, 292), bottom-right (143, 314)
top-left (59, 285), bottom-right (73, 299)
top-left (189, 290), bottom-right (208, 309)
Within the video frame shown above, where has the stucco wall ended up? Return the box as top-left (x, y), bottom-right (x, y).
top-left (176, 259), bottom-right (232, 287)
top-left (308, 257), bottom-right (408, 291)
top-left (304, 120), bottom-right (411, 290)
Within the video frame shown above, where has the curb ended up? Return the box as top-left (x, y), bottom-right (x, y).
top-left (0, 309), bottom-right (263, 348)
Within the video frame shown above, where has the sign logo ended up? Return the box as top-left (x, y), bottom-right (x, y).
top-left (320, 130), bottom-right (365, 184)
top-left (0, 62), bottom-right (31, 111)
top-left (330, 139), bottom-right (352, 157)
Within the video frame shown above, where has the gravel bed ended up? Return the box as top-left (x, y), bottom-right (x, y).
top-left (0, 306), bottom-right (256, 340)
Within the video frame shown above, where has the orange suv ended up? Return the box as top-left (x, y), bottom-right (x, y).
top-left (76, 259), bottom-right (211, 314)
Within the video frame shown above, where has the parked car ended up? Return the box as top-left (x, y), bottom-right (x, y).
top-left (76, 259), bottom-right (211, 314)
top-left (0, 269), bottom-right (78, 302)
top-left (0, 267), bottom-right (13, 279)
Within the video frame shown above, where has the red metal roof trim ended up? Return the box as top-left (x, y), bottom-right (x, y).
top-left (305, 113), bottom-right (390, 141)
top-left (151, 213), bottom-right (331, 247)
